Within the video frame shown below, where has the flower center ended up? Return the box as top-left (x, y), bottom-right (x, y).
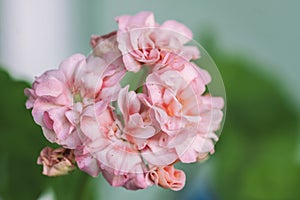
top-left (73, 93), bottom-right (82, 103)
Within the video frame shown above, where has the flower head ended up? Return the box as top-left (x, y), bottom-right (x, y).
top-left (25, 11), bottom-right (225, 192)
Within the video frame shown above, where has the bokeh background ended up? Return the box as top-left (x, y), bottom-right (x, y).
top-left (0, 0), bottom-right (299, 199)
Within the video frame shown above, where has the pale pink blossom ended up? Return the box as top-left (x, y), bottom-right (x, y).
top-left (116, 11), bottom-right (200, 72)
top-left (142, 61), bottom-right (210, 136)
top-left (25, 54), bottom-right (125, 148)
top-left (118, 86), bottom-right (157, 149)
top-left (73, 101), bottom-right (112, 177)
top-left (139, 59), bottom-right (224, 163)
top-left (140, 131), bottom-right (178, 167)
top-left (147, 165), bottom-right (186, 191)
top-left (77, 104), bottom-right (146, 176)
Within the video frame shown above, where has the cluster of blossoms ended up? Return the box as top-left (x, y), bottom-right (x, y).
top-left (25, 11), bottom-right (224, 191)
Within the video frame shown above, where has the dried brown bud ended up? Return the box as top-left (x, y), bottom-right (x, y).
top-left (37, 146), bottom-right (75, 176)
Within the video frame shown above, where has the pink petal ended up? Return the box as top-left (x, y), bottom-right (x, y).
top-left (75, 152), bottom-right (101, 177)
top-left (58, 54), bottom-right (86, 83)
top-left (102, 169), bottom-right (128, 187)
top-left (161, 20), bottom-right (193, 44)
top-left (123, 53), bottom-right (141, 72)
top-left (43, 111), bottom-right (54, 130)
top-left (24, 88), bottom-right (36, 109)
top-left (124, 173), bottom-right (149, 190)
top-left (116, 11), bottom-right (155, 31)
top-left (156, 166), bottom-right (186, 191)
top-left (35, 76), bottom-right (64, 97)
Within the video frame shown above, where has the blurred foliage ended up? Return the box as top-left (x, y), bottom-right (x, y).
top-left (198, 34), bottom-right (300, 200)
top-left (0, 32), bottom-right (299, 200)
top-left (0, 68), bottom-right (97, 200)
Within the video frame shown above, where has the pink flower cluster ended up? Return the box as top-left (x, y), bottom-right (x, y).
top-left (25, 11), bottom-right (224, 191)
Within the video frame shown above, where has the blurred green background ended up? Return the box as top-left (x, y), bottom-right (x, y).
top-left (0, 0), bottom-right (299, 199)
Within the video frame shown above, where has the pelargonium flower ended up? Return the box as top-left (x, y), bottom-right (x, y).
top-left (138, 57), bottom-right (224, 164)
top-left (118, 86), bottom-right (157, 149)
top-left (147, 165), bottom-right (186, 191)
top-left (74, 101), bottom-right (152, 190)
top-left (25, 54), bottom-right (125, 148)
top-left (142, 58), bottom-right (212, 135)
top-left (116, 11), bottom-right (200, 72)
top-left (25, 11), bottom-right (225, 192)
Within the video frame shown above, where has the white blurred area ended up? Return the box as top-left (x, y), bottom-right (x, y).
top-left (0, 0), bottom-right (77, 81)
